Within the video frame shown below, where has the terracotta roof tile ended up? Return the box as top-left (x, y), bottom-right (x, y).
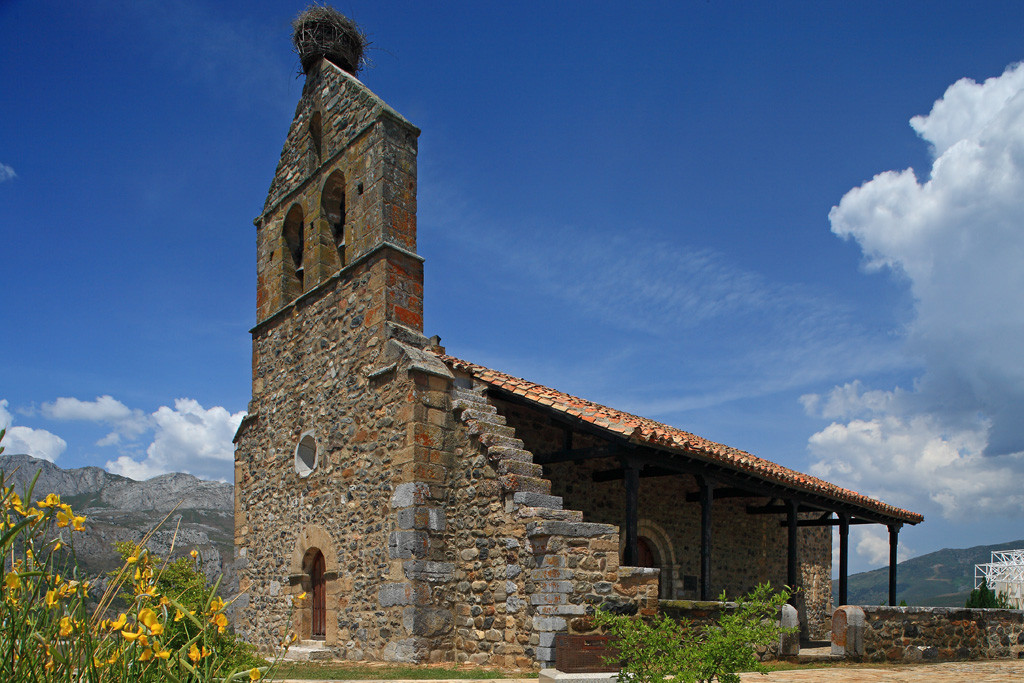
top-left (441, 354), bottom-right (923, 525)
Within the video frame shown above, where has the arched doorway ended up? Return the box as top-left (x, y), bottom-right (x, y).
top-left (637, 536), bottom-right (656, 569)
top-left (310, 549), bottom-right (326, 640)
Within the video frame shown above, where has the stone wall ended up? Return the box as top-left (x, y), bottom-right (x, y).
top-left (235, 258), bottom-right (419, 657)
top-left (437, 380), bottom-right (661, 669)
top-left (833, 605), bottom-right (1024, 662)
top-left (490, 396), bottom-right (832, 639)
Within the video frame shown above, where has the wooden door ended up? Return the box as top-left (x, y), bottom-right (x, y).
top-left (311, 550), bottom-right (326, 639)
top-left (637, 536), bottom-right (656, 568)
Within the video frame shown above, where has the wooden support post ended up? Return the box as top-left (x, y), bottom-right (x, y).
top-left (787, 499), bottom-right (798, 605)
top-left (888, 523), bottom-right (900, 606)
top-left (838, 513), bottom-right (849, 606)
top-left (623, 459), bottom-right (640, 567)
top-left (700, 477), bottom-right (713, 601)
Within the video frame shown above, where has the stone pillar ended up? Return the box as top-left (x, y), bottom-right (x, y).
top-left (831, 605), bottom-right (865, 658)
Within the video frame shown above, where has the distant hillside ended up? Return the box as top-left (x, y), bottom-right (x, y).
top-left (0, 453), bottom-right (235, 599)
top-left (843, 538), bottom-right (1024, 607)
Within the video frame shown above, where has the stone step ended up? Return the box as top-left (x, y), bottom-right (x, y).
top-left (497, 458), bottom-right (544, 478)
top-left (453, 398), bottom-right (494, 414)
top-left (526, 520), bottom-right (618, 539)
top-left (488, 446), bottom-right (535, 463)
top-left (513, 491), bottom-right (563, 509)
top-left (468, 420), bottom-right (517, 439)
top-left (461, 408), bottom-right (507, 425)
top-left (452, 388), bottom-right (489, 403)
top-left (479, 433), bottom-right (524, 450)
top-left (516, 506), bottom-right (583, 521)
top-left (283, 642), bottom-right (335, 662)
top-left (500, 474), bottom-right (551, 495)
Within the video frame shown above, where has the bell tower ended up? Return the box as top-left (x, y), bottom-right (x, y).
top-left (234, 8), bottom-right (456, 659)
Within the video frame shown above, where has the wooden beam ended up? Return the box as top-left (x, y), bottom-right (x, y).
top-left (778, 517), bottom-right (875, 527)
top-left (684, 487), bottom-right (759, 502)
top-left (748, 503), bottom-right (823, 515)
top-left (534, 445), bottom-right (620, 465)
top-left (592, 466), bottom-right (677, 483)
top-left (839, 514), bottom-right (850, 607)
top-left (623, 460), bottom-right (640, 567)
top-left (888, 524), bottom-right (901, 606)
top-left (700, 476), bottom-right (713, 601)
top-left (787, 499), bottom-right (799, 605)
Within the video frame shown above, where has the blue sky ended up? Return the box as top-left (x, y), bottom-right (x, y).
top-left (3, 0), bottom-right (1024, 575)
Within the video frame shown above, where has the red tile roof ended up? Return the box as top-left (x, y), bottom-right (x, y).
top-left (441, 355), bottom-right (923, 525)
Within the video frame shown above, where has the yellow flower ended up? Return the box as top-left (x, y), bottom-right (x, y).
top-left (209, 596), bottom-right (225, 613)
top-left (38, 493), bottom-right (61, 508)
top-left (45, 590), bottom-right (58, 609)
top-left (139, 648), bottom-right (153, 662)
top-left (52, 540), bottom-right (62, 551)
top-left (190, 549), bottom-right (198, 559)
top-left (121, 628), bottom-right (141, 642)
top-left (139, 608), bottom-right (164, 635)
top-left (4, 572), bottom-right (20, 591)
top-left (188, 643), bottom-right (202, 662)
top-left (59, 616), bottom-right (74, 637)
top-left (174, 609), bottom-right (184, 622)
top-left (213, 612), bottom-right (228, 633)
top-left (110, 613), bottom-right (127, 630)
top-left (56, 510), bottom-right (72, 528)
top-left (250, 668), bottom-right (262, 681)
top-left (298, 592), bottom-right (307, 600)
top-left (126, 555), bottom-right (138, 564)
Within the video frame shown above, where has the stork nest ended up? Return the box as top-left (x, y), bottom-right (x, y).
top-left (292, 5), bottom-right (366, 75)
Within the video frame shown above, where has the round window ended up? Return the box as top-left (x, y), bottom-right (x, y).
top-left (295, 433), bottom-right (317, 477)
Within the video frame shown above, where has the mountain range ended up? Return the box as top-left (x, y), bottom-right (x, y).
top-left (0, 453), bottom-right (236, 598)
top-left (844, 538), bottom-right (1024, 607)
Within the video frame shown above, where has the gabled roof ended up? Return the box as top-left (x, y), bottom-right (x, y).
top-left (441, 354), bottom-right (923, 525)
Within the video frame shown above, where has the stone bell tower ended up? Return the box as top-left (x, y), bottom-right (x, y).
top-left (233, 8), bottom-right (457, 660)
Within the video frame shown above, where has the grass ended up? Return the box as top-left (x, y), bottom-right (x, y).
top-left (273, 663), bottom-right (530, 680)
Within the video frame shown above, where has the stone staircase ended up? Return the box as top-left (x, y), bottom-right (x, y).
top-left (451, 381), bottom-right (625, 666)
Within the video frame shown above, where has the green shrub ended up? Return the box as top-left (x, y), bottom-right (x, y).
top-left (593, 583), bottom-right (793, 683)
top-left (966, 578), bottom-right (1010, 609)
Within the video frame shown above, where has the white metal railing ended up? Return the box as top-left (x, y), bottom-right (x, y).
top-left (975, 549), bottom-right (1024, 608)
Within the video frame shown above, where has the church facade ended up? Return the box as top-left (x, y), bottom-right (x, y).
top-left (233, 49), bottom-right (922, 669)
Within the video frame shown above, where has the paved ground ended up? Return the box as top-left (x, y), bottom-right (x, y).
top-left (276, 660), bottom-right (1024, 683)
top-left (738, 660), bottom-right (1024, 682)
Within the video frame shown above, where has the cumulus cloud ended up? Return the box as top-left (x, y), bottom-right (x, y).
top-left (0, 163), bottom-right (15, 183)
top-left (855, 528), bottom-right (915, 568)
top-left (105, 399), bottom-right (244, 481)
top-left (42, 395), bottom-right (150, 445)
top-left (0, 399), bottom-right (67, 462)
top-left (809, 62), bottom-right (1024, 531)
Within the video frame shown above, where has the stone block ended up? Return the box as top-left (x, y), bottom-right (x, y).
top-left (514, 492), bottom-right (563, 509)
top-left (779, 603), bottom-right (799, 656)
top-left (403, 560), bottom-right (455, 582)
top-left (379, 582), bottom-right (429, 607)
top-left (539, 670), bottom-right (619, 683)
top-left (403, 606), bottom-right (454, 637)
top-left (391, 482), bottom-right (430, 508)
top-left (389, 530), bottom-right (429, 559)
top-left (832, 605), bottom-right (865, 657)
top-left (533, 616), bottom-right (567, 632)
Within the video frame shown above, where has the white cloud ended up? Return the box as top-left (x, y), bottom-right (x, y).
top-left (106, 399), bottom-right (243, 481)
top-left (0, 163), bottom-right (15, 183)
top-left (810, 62), bottom-right (1024, 521)
top-left (42, 395), bottom-right (150, 443)
top-left (855, 528), bottom-right (915, 568)
top-left (0, 399), bottom-right (67, 462)
top-left (43, 395), bottom-right (133, 422)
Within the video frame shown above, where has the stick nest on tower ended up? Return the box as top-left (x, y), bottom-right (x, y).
top-left (292, 5), bottom-right (366, 75)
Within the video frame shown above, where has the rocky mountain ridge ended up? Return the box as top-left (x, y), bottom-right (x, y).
top-left (0, 453), bottom-right (236, 595)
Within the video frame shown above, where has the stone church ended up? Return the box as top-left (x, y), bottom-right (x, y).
top-left (233, 16), bottom-right (922, 669)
